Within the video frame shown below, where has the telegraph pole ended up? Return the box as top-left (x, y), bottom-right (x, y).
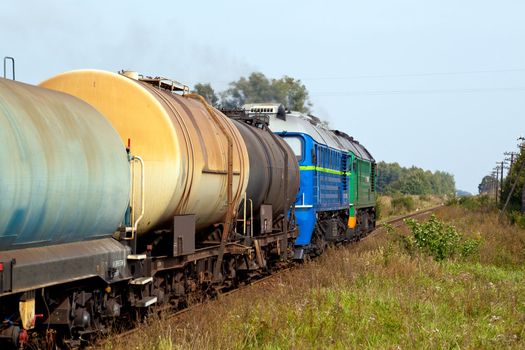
top-left (502, 137), bottom-right (525, 214)
top-left (504, 151), bottom-right (517, 172)
top-left (492, 168), bottom-right (499, 203)
top-left (520, 137), bottom-right (525, 214)
top-left (498, 161), bottom-right (506, 203)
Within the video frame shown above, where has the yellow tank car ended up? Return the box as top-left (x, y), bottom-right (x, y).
top-left (41, 70), bottom-right (249, 235)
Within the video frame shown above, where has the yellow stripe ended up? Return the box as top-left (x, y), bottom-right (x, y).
top-left (299, 165), bottom-right (350, 176)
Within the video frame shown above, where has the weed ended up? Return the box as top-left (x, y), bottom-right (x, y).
top-left (375, 197), bottom-right (383, 220)
top-left (404, 215), bottom-right (480, 261)
top-left (391, 196), bottom-right (415, 213)
top-left (508, 211), bottom-right (525, 229)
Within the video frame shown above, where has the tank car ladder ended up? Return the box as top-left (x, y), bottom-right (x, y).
top-left (120, 149), bottom-right (156, 308)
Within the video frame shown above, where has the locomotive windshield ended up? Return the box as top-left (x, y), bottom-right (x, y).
top-left (283, 136), bottom-right (304, 161)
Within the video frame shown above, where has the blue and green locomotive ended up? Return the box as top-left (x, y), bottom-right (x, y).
top-left (244, 104), bottom-right (377, 257)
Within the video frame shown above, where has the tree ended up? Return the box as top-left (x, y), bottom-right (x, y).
top-left (397, 167), bottom-right (433, 195)
top-left (219, 72), bottom-right (312, 112)
top-left (478, 175), bottom-right (497, 195)
top-left (220, 72), bottom-right (274, 108)
top-left (271, 76), bottom-right (312, 113)
top-left (193, 83), bottom-right (219, 106)
top-left (376, 161), bottom-right (402, 193)
top-left (377, 161), bottom-right (455, 196)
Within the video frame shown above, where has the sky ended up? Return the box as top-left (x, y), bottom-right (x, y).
top-left (2, 0), bottom-right (524, 193)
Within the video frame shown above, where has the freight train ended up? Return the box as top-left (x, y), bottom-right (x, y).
top-left (0, 69), bottom-right (375, 348)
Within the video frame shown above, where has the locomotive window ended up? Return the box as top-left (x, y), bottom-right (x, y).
top-left (284, 136), bottom-right (304, 161)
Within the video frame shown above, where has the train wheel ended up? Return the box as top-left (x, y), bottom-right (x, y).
top-left (311, 230), bottom-right (327, 256)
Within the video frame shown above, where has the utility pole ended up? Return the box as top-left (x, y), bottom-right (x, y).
top-left (492, 168), bottom-right (499, 203)
top-left (497, 161), bottom-right (506, 203)
top-left (519, 137), bottom-right (525, 214)
top-left (501, 137), bottom-right (525, 214)
top-left (504, 151), bottom-right (517, 172)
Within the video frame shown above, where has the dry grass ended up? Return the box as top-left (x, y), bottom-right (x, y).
top-left (378, 195), bottom-right (444, 221)
top-left (104, 206), bottom-right (525, 350)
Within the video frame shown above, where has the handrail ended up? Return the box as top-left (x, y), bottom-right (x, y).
top-left (125, 156), bottom-right (145, 242)
top-left (3, 57), bottom-right (15, 80)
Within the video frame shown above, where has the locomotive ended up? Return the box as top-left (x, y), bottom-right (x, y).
top-left (242, 104), bottom-right (377, 257)
top-left (0, 70), bottom-right (374, 348)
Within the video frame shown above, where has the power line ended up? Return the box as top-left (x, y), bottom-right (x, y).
top-left (311, 86), bottom-right (525, 97)
top-left (201, 68), bottom-right (525, 85)
top-left (301, 68), bottom-right (525, 81)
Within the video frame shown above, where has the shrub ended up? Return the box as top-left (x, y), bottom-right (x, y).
top-left (419, 194), bottom-right (431, 202)
top-left (455, 194), bottom-right (497, 212)
top-left (508, 211), bottom-right (525, 229)
top-left (404, 215), bottom-right (480, 261)
top-left (375, 197), bottom-right (382, 220)
top-left (457, 196), bottom-right (480, 210)
top-left (445, 196), bottom-right (458, 206)
top-left (391, 196), bottom-right (415, 213)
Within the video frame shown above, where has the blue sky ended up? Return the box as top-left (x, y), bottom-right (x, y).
top-left (2, 0), bottom-right (524, 193)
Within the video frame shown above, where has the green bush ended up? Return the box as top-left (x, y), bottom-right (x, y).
top-left (508, 211), bottom-right (525, 229)
top-left (453, 195), bottom-right (495, 212)
top-left (445, 196), bottom-right (458, 206)
top-left (404, 215), bottom-right (480, 261)
top-left (391, 196), bottom-right (415, 213)
top-left (375, 197), bottom-right (382, 220)
top-left (419, 194), bottom-right (431, 202)
top-left (457, 196), bottom-right (480, 210)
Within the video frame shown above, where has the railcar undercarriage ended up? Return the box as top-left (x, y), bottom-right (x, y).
top-left (307, 207), bottom-right (376, 257)
top-left (0, 212), bottom-right (297, 349)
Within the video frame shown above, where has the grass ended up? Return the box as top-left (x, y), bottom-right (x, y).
top-left (104, 205), bottom-right (525, 349)
top-left (377, 194), bottom-right (444, 221)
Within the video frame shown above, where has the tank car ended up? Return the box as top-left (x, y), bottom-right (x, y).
top-left (0, 77), bottom-right (131, 346)
top-left (0, 78), bottom-right (130, 250)
top-left (41, 70), bottom-right (250, 236)
top-left (41, 69), bottom-right (299, 271)
top-left (230, 115), bottom-right (300, 237)
top-left (243, 103), bottom-right (377, 257)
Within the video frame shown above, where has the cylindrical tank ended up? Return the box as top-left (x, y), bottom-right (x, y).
top-left (0, 78), bottom-right (130, 251)
top-left (233, 121), bottom-right (300, 220)
top-left (41, 70), bottom-right (249, 234)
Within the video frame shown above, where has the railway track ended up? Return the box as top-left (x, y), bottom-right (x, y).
top-left (95, 205), bottom-right (443, 348)
top-left (92, 266), bottom-right (295, 349)
top-left (366, 205), bottom-right (444, 240)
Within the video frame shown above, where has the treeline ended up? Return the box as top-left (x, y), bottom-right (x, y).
top-left (377, 161), bottom-right (455, 196)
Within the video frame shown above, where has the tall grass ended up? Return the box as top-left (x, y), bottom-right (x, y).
top-left (105, 206), bottom-right (525, 349)
top-left (377, 194), bottom-right (444, 221)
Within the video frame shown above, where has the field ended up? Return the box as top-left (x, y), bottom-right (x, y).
top-left (104, 203), bottom-right (525, 350)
